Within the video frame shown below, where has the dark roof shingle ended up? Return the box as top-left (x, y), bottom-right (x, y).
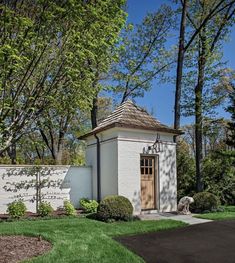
top-left (79, 100), bottom-right (182, 139)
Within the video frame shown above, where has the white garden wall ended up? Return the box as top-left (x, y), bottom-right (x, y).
top-left (0, 165), bottom-right (92, 214)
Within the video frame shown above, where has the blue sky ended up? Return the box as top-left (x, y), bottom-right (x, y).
top-left (126, 0), bottom-right (235, 126)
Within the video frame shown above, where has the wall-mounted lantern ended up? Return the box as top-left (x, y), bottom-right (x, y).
top-left (143, 133), bottom-right (163, 154)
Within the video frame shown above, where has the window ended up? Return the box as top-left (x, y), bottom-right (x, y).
top-left (140, 156), bottom-right (154, 177)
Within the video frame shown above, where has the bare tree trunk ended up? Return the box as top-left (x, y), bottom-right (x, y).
top-left (195, 95), bottom-right (203, 192)
top-left (39, 120), bottom-right (68, 164)
top-left (121, 89), bottom-right (128, 104)
top-left (55, 144), bottom-right (64, 165)
top-left (195, 32), bottom-right (206, 193)
top-left (91, 95), bottom-right (98, 129)
top-left (173, 0), bottom-right (231, 134)
top-left (11, 143), bottom-right (16, 164)
top-left (7, 142), bottom-right (17, 164)
top-left (174, 0), bottom-right (188, 136)
top-left (203, 133), bottom-right (207, 157)
top-left (36, 171), bottom-right (39, 213)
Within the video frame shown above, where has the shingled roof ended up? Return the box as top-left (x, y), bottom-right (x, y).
top-left (79, 100), bottom-right (182, 139)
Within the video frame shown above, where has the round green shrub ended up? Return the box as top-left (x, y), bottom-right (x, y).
top-left (80, 198), bottom-right (99, 213)
top-left (192, 192), bottom-right (219, 213)
top-left (38, 201), bottom-right (53, 217)
top-left (64, 200), bottom-right (76, 216)
top-left (97, 195), bottom-right (133, 222)
top-left (7, 200), bottom-right (27, 219)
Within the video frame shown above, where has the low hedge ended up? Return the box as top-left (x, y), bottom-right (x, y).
top-left (64, 200), bottom-right (76, 216)
top-left (192, 192), bottom-right (219, 213)
top-left (80, 198), bottom-right (99, 213)
top-left (97, 195), bottom-right (133, 222)
top-left (7, 200), bottom-right (27, 219)
top-left (38, 201), bottom-right (53, 217)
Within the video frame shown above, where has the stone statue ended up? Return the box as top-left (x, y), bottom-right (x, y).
top-left (177, 196), bottom-right (194, 215)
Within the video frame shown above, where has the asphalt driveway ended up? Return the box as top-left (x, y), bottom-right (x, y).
top-left (115, 220), bottom-right (235, 263)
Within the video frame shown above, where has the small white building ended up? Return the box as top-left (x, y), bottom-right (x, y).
top-left (0, 100), bottom-right (182, 214)
top-left (79, 100), bottom-right (182, 214)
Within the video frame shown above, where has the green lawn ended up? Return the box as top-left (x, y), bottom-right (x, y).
top-left (195, 206), bottom-right (235, 220)
top-left (0, 218), bottom-right (186, 263)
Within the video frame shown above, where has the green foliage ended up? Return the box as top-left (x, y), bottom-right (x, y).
top-left (176, 140), bottom-right (196, 200)
top-left (0, 0), bottom-right (126, 154)
top-left (192, 192), bottom-right (219, 213)
top-left (225, 84), bottom-right (235, 147)
top-left (177, 135), bottom-right (234, 205)
top-left (222, 205), bottom-right (235, 212)
top-left (7, 200), bottom-right (27, 219)
top-left (202, 151), bottom-right (235, 205)
top-left (63, 200), bottom-right (76, 216)
top-left (38, 202), bottom-right (53, 217)
top-left (80, 198), bottom-right (99, 213)
top-left (97, 195), bottom-right (133, 222)
top-left (111, 5), bottom-right (175, 102)
top-left (181, 1), bottom-right (235, 119)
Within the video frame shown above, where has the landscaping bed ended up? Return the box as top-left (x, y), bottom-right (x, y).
top-left (0, 235), bottom-right (52, 263)
top-left (0, 209), bottom-right (83, 222)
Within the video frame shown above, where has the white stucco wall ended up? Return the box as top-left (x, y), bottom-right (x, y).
top-left (117, 131), bottom-right (177, 214)
top-left (0, 165), bottom-right (92, 213)
top-left (158, 143), bottom-right (177, 212)
top-left (86, 145), bottom-right (97, 199)
top-left (117, 139), bottom-right (142, 213)
top-left (100, 139), bottom-right (118, 198)
top-left (67, 166), bottom-right (92, 208)
top-left (85, 128), bottom-right (177, 214)
top-left (86, 131), bottom-right (118, 200)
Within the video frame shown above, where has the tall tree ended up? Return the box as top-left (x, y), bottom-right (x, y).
top-left (181, 0), bottom-right (235, 192)
top-left (10, 97), bottom-right (112, 164)
top-left (0, 0), bottom-right (126, 154)
top-left (111, 5), bottom-right (175, 104)
top-left (36, 91), bottom-right (83, 164)
top-left (182, 120), bottom-right (229, 158)
top-left (225, 84), bottom-right (235, 147)
top-left (213, 68), bottom-right (235, 147)
top-left (174, 0), bottom-right (188, 135)
top-left (37, 96), bottom-right (112, 164)
top-left (174, 0), bottom-right (235, 131)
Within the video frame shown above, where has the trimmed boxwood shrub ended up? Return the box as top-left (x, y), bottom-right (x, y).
top-left (80, 198), bottom-right (99, 213)
top-left (97, 195), bottom-right (133, 222)
top-left (64, 200), bottom-right (76, 216)
top-left (192, 192), bottom-right (219, 213)
top-left (38, 201), bottom-right (53, 217)
top-left (7, 200), bottom-right (27, 219)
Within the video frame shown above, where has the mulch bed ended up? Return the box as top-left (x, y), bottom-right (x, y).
top-left (0, 235), bottom-right (52, 263)
top-left (0, 209), bottom-right (83, 221)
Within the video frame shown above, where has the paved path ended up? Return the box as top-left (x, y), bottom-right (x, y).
top-left (139, 212), bottom-right (212, 225)
top-left (116, 220), bottom-right (235, 263)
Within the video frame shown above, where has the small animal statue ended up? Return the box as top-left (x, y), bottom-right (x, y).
top-left (177, 196), bottom-right (194, 215)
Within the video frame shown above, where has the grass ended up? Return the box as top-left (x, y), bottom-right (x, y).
top-left (195, 206), bottom-right (235, 220)
top-left (0, 217), bottom-right (186, 263)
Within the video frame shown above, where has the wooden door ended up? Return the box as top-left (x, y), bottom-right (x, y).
top-left (140, 156), bottom-right (156, 210)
